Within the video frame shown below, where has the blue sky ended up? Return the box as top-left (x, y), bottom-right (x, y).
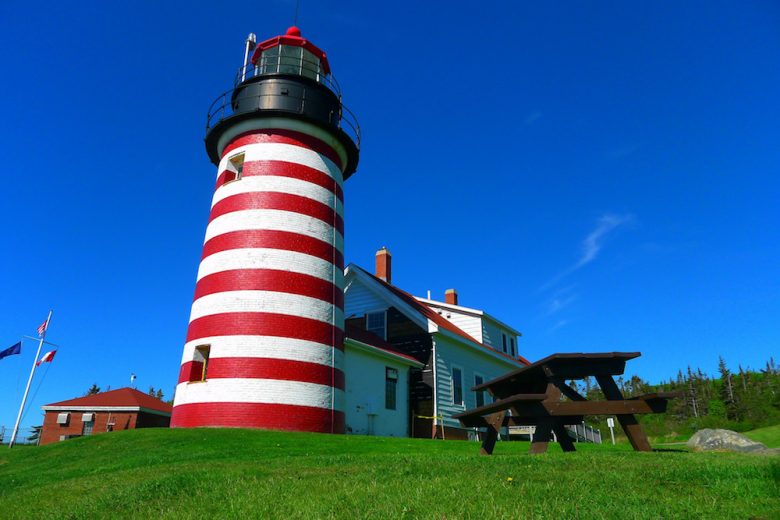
top-left (1, 1), bottom-right (778, 432)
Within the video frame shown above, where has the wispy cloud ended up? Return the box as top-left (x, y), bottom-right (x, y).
top-left (575, 214), bottom-right (633, 268)
top-left (524, 111), bottom-right (542, 125)
top-left (541, 213), bottom-right (634, 290)
top-left (550, 319), bottom-right (569, 332)
top-left (544, 286), bottom-right (577, 316)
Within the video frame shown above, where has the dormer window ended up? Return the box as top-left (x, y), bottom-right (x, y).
top-left (366, 311), bottom-right (387, 340)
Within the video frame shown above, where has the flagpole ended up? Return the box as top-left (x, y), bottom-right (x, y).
top-left (9, 310), bottom-right (52, 448)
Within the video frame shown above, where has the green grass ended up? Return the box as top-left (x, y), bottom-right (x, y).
top-left (0, 428), bottom-right (777, 519)
top-left (745, 424), bottom-right (780, 448)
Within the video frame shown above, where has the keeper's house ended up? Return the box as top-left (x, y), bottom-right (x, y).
top-left (343, 249), bottom-right (529, 439)
top-left (40, 388), bottom-right (172, 445)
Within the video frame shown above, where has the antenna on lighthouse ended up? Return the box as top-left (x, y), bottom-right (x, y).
top-left (241, 33), bottom-right (257, 83)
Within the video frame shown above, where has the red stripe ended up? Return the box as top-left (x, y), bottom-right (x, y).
top-left (194, 269), bottom-right (344, 309)
top-left (222, 129), bottom-right (344, 172)
top-left (177, 358), bottom-right (345, 388)
top-left (186, 312), bottom-right (344, 349)
top-left (201, 229), bottom-right (344, 268)
top-left (209, 192), bottom-right (344, 235)
top-left (215, 161), bottom-right (343, 202)
top-left (171, 402), bottom-right (345, 433)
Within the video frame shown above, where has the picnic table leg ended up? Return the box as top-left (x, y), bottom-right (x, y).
top-left (529, 418), bottom-right (554, 454)
top-left (552, 420), bottom-right (576, 452)
top-left (479, 410), bottom-right (506, 456)
top-left (595, 375), bottom-right (652, 452)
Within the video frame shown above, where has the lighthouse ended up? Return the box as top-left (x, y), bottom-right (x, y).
top-left (171, 27), bottom-right (359, 433)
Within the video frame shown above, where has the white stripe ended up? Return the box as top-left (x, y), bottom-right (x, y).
top-left (173, 378), bottom-right (344, 409)
top-left (215, 117), bottom-right (349, 171)
top-left (189, 290), bottom-right (343, 324)
top-left (204, 209), bottom-right (344, 250)
top-left (180, 335), bottom-right (344, 369)
top-left (219, 143), bottom-right (343, 184)
top-left (197, 248), bottom-right (343, 285)
top-left (211, 176), bottom-right (343, 215)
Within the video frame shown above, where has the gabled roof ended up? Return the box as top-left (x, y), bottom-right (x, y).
top-left (43, 387), bottom-right (172, 415)
top-left (347, 265), bottom-right (529, 366)
top-left (414, 297), bottom-right (523, 337)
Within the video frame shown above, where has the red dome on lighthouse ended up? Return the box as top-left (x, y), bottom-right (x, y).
top-left (249, 26), bottom-right (331, 74)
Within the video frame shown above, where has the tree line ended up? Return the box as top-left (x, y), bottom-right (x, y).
top-left (568, 356), bottom-right (780, 437)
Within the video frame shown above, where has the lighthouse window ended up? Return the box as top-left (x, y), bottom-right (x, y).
top-left (366, 311), bottom-right (387, 339)
top-left (222, 153), bottom-right (244, 185)
top-left (191, 345), bottom-right (211, 382)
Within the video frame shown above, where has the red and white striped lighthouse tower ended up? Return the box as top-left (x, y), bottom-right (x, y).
top-left (171, 27), bottom-right (359, 433)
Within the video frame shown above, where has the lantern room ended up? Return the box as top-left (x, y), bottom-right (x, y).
top-left (247, 26), bottom-right (331, 82)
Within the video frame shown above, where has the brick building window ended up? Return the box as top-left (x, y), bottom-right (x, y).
top-left (82, 413), bottom-right (94, 436)
top-left (56, 412), bottom-right (70, 426)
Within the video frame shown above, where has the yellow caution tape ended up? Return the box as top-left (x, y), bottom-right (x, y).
top-left (413, 414), bottom-right (444, 420)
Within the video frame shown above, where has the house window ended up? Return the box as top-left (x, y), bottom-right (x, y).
top-left (452, 366), bottom-right (464, 406)
top-left (475, 374), bottom-right (485, 408)
top-left (502, 333), bottom-right (507, 353)
top-left (56, 412), bottom-right (70, 426)
top-left (366, 311), bottom-right (387, 339)
top-left (190, 345), bottom-right (211, 382)
top-left (385, 367), bottom-right (398, 410)
top-left (82, 416), bottom-right (94, 436)
top-left (510, 337), bottom-right (516, 357)
top-left (221, 153), bottom-right (245, 186)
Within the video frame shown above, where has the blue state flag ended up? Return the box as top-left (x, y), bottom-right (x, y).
top-left (0, 342), bottom-right (21, 360)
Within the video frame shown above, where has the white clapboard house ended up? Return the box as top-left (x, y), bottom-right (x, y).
top-left (342, 248), bottom-right (528, 439)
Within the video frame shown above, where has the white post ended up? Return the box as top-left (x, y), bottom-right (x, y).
top-left (9, 310), bottom-right (52, 448)
top-left (607, 417), bottom-right (616, 445)
top-left (241, 33), bottom-right (257, 82)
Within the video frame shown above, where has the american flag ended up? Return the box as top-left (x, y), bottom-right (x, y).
top-left (37, 319), bottom-right (48, 336)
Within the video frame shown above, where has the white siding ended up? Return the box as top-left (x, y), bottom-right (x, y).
top-left (425, 304), bottom-right (483, 342)
top-left (344, 278), bottom-right (387, 318)
top-left (344, 344), bottom-right (411, 437)
top-left (433, 334), bottom-right (520, 429)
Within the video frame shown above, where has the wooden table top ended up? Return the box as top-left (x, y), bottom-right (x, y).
top-left (473, 352), bottom-right (641, 397)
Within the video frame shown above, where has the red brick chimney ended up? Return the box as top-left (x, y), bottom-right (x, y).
top-left (376, 247), bottom-right (391, 283)
top-left (445, 288), bottom-right (458, 305)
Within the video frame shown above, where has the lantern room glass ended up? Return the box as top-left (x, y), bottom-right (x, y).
top-left (256, 45), bottom-right (322, 81)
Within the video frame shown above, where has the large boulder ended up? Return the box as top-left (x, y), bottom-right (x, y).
top-left (687, 429), bottom-right (768, 453)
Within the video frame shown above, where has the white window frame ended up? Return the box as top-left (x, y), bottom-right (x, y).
top-left (365, 309), bottom-right (387, 340)
top-left (451, 364), bottom-right (465, 407)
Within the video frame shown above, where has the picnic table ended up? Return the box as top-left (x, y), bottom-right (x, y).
top-left (453, 352), bottom-right (678, 455)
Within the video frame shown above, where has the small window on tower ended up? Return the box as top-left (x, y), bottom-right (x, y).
top-left (221, 153), bottom-right (245, 186)
top-left (189, 345), bottom-right (211, 383)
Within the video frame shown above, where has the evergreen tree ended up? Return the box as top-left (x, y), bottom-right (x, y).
top-left (85, 384), bottom-right (101, 396)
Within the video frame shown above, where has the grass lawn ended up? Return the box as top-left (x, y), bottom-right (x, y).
top-left (0, 428), bottom-right (777, 519)
top-left (745, 424), bottom-right (780, 448)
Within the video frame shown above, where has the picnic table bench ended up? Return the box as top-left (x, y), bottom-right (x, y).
top-left (453, 352), bottom-right (678, 455)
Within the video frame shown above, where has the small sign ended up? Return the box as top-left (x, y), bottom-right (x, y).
top-left (607, 417), bottom-right (615, 428)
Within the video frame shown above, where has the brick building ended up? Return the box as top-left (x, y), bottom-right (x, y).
top-left (40, 387), bottom-right (171, 445)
